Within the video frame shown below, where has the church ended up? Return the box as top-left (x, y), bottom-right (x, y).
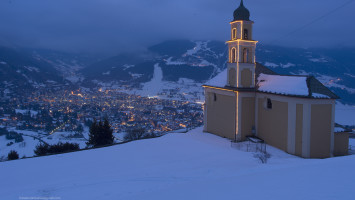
top-left (203, 0), bottom-right (349, 158)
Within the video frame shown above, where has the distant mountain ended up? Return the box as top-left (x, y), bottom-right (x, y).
top-left (82, 40), bottom-right (355, 104)
top-left (1, 41), bottom-right (354, 104)
top-left (153, 40), bottom-right (226, 82)
top-left (82, 53), bottom-right (157, 85)
top-left (30, 48), bottom-right (100, 83)
top-left (0, 46), bottom-right (103, 97)
top-left (81, 40), bottom-right (227, 87)
top-left (0, 46), bottom-right (66, 96)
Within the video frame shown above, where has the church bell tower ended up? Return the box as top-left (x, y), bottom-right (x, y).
top-left (227, 0), bottom-right (257, 88)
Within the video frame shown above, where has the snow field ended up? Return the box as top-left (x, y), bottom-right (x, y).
top-left (0, 127), bottom-right (354, 200)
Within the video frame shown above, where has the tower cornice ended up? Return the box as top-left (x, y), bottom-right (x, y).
top-left (226, 40), bottom-right (258, 44)
top-left (230, 20), bottom-right (254, 24)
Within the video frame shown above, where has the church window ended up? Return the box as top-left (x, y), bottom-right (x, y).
top-left (244, 29), bottom-right (249, 40)
top-left (214, 93), bottom-right (217, 102)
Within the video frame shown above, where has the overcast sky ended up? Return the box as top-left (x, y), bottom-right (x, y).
top-left (0, 0), bottom-right (354, 55)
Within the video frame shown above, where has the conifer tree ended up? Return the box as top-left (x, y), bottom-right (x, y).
top-left (102, 118), bottom-right (114, 145)
top-left (86, 118), bottom-right (114, 147)
top-left (8, 150), bottom-right (19, 160)
top-left (87, 119), bottom-right (98, 147)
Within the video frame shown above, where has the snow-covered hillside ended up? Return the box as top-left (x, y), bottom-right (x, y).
top-left (1, 127), bottom-right (354, 200)
top-left (136, 63), bottom-right (204, 102)
top-left (0, 129), bottom-right (88, 159)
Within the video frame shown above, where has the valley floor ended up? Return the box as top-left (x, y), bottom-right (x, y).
top-left (1, 127), bottom-right (354, 200)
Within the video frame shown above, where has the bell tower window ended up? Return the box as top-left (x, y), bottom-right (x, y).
top-left (244, 29), bottom-right (249, 40)
top-left (230, 48), bottom-right (237, 63)
top-left (232, 28), bottom-right (237, 40)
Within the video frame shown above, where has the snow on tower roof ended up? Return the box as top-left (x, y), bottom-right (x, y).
top-left (257, 73), bottom-right (309, 96)
top-left (205, 69), bottom-right (227, 88)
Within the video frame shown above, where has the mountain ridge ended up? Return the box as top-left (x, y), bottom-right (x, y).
top-left (1, 41), bottom-right (354, 104)
top-left (82, 40), bottom-right (355, 104)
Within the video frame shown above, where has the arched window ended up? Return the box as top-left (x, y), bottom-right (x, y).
top-left (231, 48), bottom-right (237, 63)
top-left (232, 28), bottom-right (237, 40)
top-left (243, 48), bottom-right (249, 63)
top-left (244, 29), bottom-right (249, 40)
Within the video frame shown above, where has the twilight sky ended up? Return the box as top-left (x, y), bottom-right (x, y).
top-left (0, 0), bottom-right (354, 55)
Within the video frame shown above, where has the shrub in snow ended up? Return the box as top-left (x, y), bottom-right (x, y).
top-left (86, 118), bottom-right (114, 147)
top-left (34, 143), bottom-right (50, 156)
top-left (15, 135), bottom-right (24, 143)
top-left (5, 131), bottom-right (24, 143)
top-left (143, 132), bottom-right (158, 139)
top-left (34, 142), bottom-right (80, 156)
top-left (6, 142), bottom-right (14, 146)
top-left (124, 128), bottom-right (146, 141)
top-left (48, 142), bottom-right (80, 154)
top-left (0, 127), bottom-right (8, 136)
top-left (75, 124), bottom-right (84, 134)
top-left (7, 150), bottom-right (19, 160)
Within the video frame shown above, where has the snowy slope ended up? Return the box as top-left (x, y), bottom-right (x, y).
top-left (135, 63), bottom-right (204, 101)
top-left (0, 129), bottom-right (88, 159)
top-left (139, 63), bottom-right (164, 96)
top-left (1, 127), bottom-right (354, 200)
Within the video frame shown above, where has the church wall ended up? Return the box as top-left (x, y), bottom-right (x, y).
top-left (295, 104), bottom-right (303, 157)
top-left (204, 89), bottom-right (340, 158)
top-left (229, 68), bottom-right (237, 86)
top-left (230, 22), bottom-right (242, 39)
top-left (257, 98), bottom-right (288, 152)
top-left (333, 132), bottom-right (349, 156)
top-left (310, 104), bottom-right (332, 158)
top-left (238, 63), bottom-right (255, 88)
top-left (241, 69), bottom-right (252, 87)
top-left (205, 90), bottom-right (236, 140)
top-left (255, 93), bottom-right (337, 158)
top-left (241, 97), bottom-right (255, 141)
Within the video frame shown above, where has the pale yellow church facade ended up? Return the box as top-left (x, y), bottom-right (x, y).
top-left (203, 0), bottom-right (349, 158)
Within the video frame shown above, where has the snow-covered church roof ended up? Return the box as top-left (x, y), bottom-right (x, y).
top-left (205, 69), bottom-right (227, 88)
top-left (204, 63), bottom-right (339, 99)
top-left (257, 74), bottom-right (309, 96)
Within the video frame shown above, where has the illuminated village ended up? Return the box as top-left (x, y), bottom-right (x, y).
top-left (0, 87), bottom-right (203, 139)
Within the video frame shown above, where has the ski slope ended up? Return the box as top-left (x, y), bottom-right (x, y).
top-left (1, 127), bottom-right (354, 200)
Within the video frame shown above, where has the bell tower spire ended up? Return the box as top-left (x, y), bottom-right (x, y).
top-left (227, 0), bottom-right (257, 88)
